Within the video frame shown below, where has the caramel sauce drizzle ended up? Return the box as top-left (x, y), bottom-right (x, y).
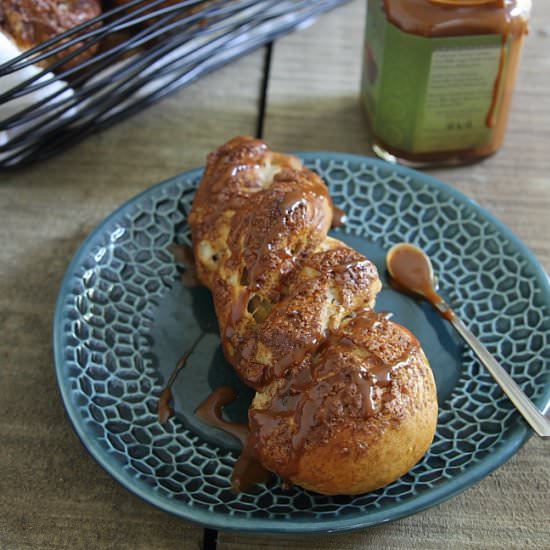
top-left (195, 387), bottom-right (248, 447)
top-left (157, 332), bottom-right (205, 424)
top-left (158, 340), bottom-right (271, 493)
top-left (223, 181), bottom-right (339, 353)
top-left (195, 387), bottom-right (271, 493)
top-left (486, 32), bottom-right (508, 128)
top-left (387, 243), bottom-right (455, 321)
top-left (231, 435), bottom-right (272, 493)
top-left (168, 243), bottom-right (201, 287)
top-left (246, 312), bottom-right (416, 482)
top-left (331, 205), bottom-right (347, 228)
top-left (181, 138), bottom-right (421, 492)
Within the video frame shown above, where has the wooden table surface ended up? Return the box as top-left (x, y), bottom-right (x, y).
top-left (1, 1), bottom-right (549, 548)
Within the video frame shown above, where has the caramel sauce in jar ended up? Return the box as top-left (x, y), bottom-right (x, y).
top-left (361, 0), bottom-right (531, 167)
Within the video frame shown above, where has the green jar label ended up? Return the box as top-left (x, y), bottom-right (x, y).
top-left (361, 0), bottom-right (509, 153)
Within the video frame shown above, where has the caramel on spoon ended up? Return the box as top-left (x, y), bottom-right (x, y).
top-left (386, 242), bottom-right (549, 439)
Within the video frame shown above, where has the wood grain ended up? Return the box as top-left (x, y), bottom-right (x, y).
top-left (262, 0), bottom-right (370, 155)
top-left (0, 50), bottom-right (265, 550)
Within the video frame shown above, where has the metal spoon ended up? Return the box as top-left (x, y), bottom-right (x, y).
top-left (386, 242), bottom-right (550, 440)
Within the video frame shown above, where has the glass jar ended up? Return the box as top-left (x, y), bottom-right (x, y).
top-left (361, 0), bottom-right (531, 167)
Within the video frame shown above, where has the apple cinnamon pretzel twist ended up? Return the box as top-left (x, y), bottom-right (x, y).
top-left (188, 136), bottom-right (438, 495)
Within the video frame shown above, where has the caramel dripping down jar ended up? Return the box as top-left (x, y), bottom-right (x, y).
top-left (361, 0), bottom-right (531, 167)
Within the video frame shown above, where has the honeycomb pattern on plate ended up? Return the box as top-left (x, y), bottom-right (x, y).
top-left (56, 156), bottom-right (550, 526)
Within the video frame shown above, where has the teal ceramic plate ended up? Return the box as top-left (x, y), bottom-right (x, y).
top-left (54, 153), bottom-right (550, 534)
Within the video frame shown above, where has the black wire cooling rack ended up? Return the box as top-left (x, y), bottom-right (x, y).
top-left (0, 0), bottom-right (349, 168)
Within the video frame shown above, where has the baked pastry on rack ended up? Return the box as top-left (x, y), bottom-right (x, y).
top-left (0, 0), bottom-right (102, 69)
top-left (188, 136), bottom-right (438, 495)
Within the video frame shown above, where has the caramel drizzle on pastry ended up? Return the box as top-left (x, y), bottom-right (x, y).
top-left (188, 136), bottom-right (419, 490)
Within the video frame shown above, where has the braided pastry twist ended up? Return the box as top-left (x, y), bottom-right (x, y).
top-left (189, 137), bottom-right (438, 495)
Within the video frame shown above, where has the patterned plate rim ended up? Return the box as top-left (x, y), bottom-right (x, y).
top-left (53, 152), bottom-right (550, 534)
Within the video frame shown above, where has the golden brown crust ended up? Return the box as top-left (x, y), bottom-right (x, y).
top-left (110, 0), bottom-right (211, 28)
top-left (189, 136), bottom-right (438, 495)
top-left (1, 0), bottom-right (101, 69)
top-left (189, 136), bottom-right (339, 388)
top-left (292, 386), bottom-right (437, 496)
top-left (252, 318), bottom-right (438, 494)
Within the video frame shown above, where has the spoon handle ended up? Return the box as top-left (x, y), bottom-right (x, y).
top-left (434, 302), bottom-right (550, 439)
